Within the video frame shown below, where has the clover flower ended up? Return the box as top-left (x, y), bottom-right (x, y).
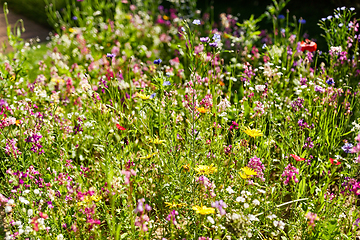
top-left (281, 164), bottom-right (299, 185)
top-left (305, 212), bottom-right (319, 227)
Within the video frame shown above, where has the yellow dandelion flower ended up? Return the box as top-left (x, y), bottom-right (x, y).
top-left (243, 127), bottom-right (263, 138)
top-left (165, 201), bottom-right (187, 208)
top-left (197, 107), bottom-right (209, 114)
top-left (163, 15), bottom-right (169, 20)
top-left (194, 164), bottom-right (217, 175)
top-left (139, 152), bottom-right (158, 159)
top-left (149, 137), bottom-right (165, 145)
top-left (192, 205), bottom-right (215, 215)
top-left (90, 195), bottom-right (102, 202)
top-left (240, 166), bottom-right (257, 179)
top-left (137, 92), bottom-right (150, 100)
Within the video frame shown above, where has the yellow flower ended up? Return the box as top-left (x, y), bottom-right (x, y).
top-left (240, 166), bottom-right (257, 179)
top-left (192, 205), bottom-right (215, 215)
top-left (125, 14), bottom-right (132, 20)
top-left (139, 152), bottom-right (158, 159)
top-left (243, 127), bottom-right (263, 138)
top-left (197, 107), bottom-right (209, 114)
top-left (194, 164), bottom-right (217, 175)
top-left (163, 15), bottom-right (169, 20)
top-left (149, 137), bottom-right (165, 145)
top-left (137, 92), bottom-right (150, 100)
top-left (165, 201), bottom-right (187, 208)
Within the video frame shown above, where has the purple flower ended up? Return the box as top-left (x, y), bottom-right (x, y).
top-left (354, 218), bottom-right (360, 227)
top-left (153, 59), bottom-right (162, 64)
top-left (209, 42), bottom-right (218, 47)
top-left (150, 93), bottom-right (156, 99)
top-left (298, 19), bottom-right (306, 24)
top-left (163, 81), bottom-right (171, 86)
top-left (106, 53), bottom-right (116, 58)
top-left (278, 14), bottom-right (285, 19)
top-left (72, 16), bottom-right (78, 20)
top-left (200, 37), bottom-right (209, 43)
top-left (342, 143), bottom-right (353, 153)
top-left (211, 200), bottom-right (227, 216)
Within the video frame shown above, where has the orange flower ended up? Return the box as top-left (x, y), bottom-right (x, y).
top-left (290, 154), bottom-right (306, 162)
top-left (329, 158), bottom-right (341, 166)
top-left (300, 39), bottom-right (317, 52)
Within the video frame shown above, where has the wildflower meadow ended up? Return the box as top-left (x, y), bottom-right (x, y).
top-left (1, 0), bottom-right (360, 239)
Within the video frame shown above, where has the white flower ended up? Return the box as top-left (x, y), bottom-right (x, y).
top-left (15, 221), bottom-right (22, 226)
top-left (236, 196), bottom-right (246, 202)
top-left (57, 234), bottom-right (64, 240)
top-left (257, 189), bottom-right (266, 194)
top-left (252, 199), bottom-right (260, 206)
top-left (248, 214), bottom-right (259, 221)
top-left (19, 228), bottom-right (24, 235)
top-left (267, 214), bottom-right (277, 220)
top-left (8, 199), bottom-right (14, 205)
top-left (27, 209), bottom-right (33, 217)
top-left (34, 189), bottom-right (40, 195)
top-left (207, 216), bottom-right (215, 224)
top-left (23, 190), bottom-right (30, 194)
top-left (278, 220), bottom-right (285, 230)
top-left (25, 226), bottom-right (32, 234)
top-left (5, 205), bottom-right (12, 213)
top-left (19, 197), bottom-right (29, 205)
top-left (255, 85), bottom-right (266, 92)
top-left (226, 186), bottom-right (235, 194)
top-left (244, 203), bottom-right (249, 209)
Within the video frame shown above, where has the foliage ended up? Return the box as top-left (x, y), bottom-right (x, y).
top-left (0, 1), bottom-right (360, 240)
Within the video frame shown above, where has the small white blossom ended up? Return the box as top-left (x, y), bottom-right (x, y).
top-left (226, 186), bottom-right (235, 194)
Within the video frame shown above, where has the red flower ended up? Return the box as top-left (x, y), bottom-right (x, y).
top-left (116, 124), bottom-right (126, 130)
top-left (329, 158), bottom-right (341, 165)
top-left (290, 154), bottom-right (306, 161)
top-left (31, 217), bottom-right (39, 232)
top-left (300, 39), bottom-right (317, 52)
top-left (39, 212), bottom-right (49, 219)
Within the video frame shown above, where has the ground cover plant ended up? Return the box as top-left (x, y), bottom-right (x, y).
top-left (1, 0), bottom-right (360, 239)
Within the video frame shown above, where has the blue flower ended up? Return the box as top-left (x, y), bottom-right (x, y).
top-left (212, 33), bottom-right (221, 42)
top-left (154, 59), bottom-right (162, 64)
top-left (298, 19), bottom-right (306, 24)
top-left (72, 16), bottom-right (78, 20)
top-left (150, 93), bottom-right (156, 99)
top-left (326, 78), bottom-right (335, 85)
top-left (192, 19), bottom-right (201, 25)
top-left (278, 14), bottom-right (285, 19)
top-left (342, 143), bottom-right (353, 153)
top-left (163, 81), bottom-right (171, 86)
top-left (106, 53), bottom-right (116, 58)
